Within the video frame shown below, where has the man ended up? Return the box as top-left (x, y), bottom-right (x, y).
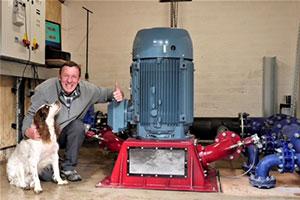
top-left (22, 61), bottom-right (124, 182)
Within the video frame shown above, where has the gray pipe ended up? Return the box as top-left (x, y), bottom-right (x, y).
top-left (263, 56), bottom-right (277, 117)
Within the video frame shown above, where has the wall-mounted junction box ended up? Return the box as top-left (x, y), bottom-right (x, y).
top-left (0, 0), bottom-right (45, 65)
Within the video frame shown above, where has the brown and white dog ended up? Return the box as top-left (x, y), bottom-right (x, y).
top-left (7, 101), bottom-right (68, 193)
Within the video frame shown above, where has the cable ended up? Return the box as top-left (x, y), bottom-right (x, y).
top-left (31, 65), bottom-right (40, 88)
top-left (19, 1), bottom-right (31, 81)
top-left (170, 1), bottom-right (178, 28)
top-left (220, 147), bottom-right (257, 179)
top-left (175, 1), bottom-right (178, 28)
top-left (15, 1), bottom-right (31, 141)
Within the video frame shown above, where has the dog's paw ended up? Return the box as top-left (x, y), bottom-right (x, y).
top-left (22, 185), bottom-right (31, 190)
top-left (34, 187), bottom-right (43, 194)
top-left (57, 180), bottom-right (68, 185)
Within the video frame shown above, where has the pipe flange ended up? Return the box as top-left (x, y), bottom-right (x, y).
top-left (249, 174), bottom-right (276, 189)
top-left (276, 144), bottom-right (296, 173)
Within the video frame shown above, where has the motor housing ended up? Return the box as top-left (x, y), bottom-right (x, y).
top-left (109, 27), bottom-right (194, 139)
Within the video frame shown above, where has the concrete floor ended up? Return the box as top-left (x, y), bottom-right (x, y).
top-left (1, 141), bottom-right (300, 200)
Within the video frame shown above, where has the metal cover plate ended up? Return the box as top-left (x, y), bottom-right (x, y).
top-left (128, 148), bottom-right (186, 177)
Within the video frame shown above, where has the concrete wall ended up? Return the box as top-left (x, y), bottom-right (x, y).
top-left (61, 0), bottom-right (300, 117)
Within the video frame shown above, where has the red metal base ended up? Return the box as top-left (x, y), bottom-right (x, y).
top-left (96, 138), bottom-right (220, 192)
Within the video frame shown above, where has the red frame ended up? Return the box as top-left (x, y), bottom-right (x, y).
top-left (96, 138), bottom-right (219, 192)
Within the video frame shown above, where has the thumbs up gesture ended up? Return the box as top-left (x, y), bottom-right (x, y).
top-left (113, 81), bottom-right (124, 102)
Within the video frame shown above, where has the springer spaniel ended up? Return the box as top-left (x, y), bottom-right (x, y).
top-left (7, 101), bottom-right (68, 193)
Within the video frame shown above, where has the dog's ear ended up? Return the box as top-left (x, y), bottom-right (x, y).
top-left (38, 106), bottom-right (49, 121)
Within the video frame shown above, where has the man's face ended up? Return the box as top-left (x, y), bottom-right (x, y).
top-left (59, 66), bottom-right (80, 95)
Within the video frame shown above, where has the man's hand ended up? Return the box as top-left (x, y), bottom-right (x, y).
top-left (113, 81), bottom-right (124, 102)
top-left (25, 124), bottom-right (41, 140)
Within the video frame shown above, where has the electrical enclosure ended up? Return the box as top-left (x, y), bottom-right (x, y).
top-left (0, 0), bottom-right (45, 64)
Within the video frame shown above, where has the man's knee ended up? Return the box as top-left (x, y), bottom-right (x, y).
top-left (64, 120), bottom-right (85, 137)
top-left (59, 120), bottom-right (85, 147)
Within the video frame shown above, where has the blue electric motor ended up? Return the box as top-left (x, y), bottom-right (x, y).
top-left (108, 27), bottom-right (194, 139)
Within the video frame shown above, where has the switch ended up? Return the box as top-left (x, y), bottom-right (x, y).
top-left (22, 33), bottom-right (30, 48)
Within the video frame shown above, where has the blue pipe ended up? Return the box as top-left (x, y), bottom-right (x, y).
top-left (249, 154), bottom-right (280, 189)
top-left (281, 124), bottom-right (300, 153)
top-left (243, 144), bottom-right (259, 174)
top-left (255, 154), bottom-right (281, 177)
top-left (250, 151), bottom-right (300, 189)
top-left (291, 134), bottom-right (300, 153)
top-left (296, 153), bottom-right (300, 173)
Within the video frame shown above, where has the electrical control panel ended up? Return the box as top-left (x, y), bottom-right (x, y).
top-left (0, 0), bottom-right (45, 65)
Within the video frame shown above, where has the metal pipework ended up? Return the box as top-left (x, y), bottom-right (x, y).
top-left (86, 129), bottom-right (124, 153)
top-left (242, 144), bottom-right (259, 174)
top-left (197, 131), bottom-right (260, 168)
top-left (249, 143), bottom-right (300, 189)
top-left (281, 123), bottom-right (300, 152)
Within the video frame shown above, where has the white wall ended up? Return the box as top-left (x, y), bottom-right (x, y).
top-left (62, 0), bottom-right (300, 117)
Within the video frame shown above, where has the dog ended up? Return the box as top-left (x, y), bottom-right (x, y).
top-left (7, 101), bottom-right (68, 193)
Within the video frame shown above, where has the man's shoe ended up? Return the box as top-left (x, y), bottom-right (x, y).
top-left (61, 170), bottom-right (82, 182)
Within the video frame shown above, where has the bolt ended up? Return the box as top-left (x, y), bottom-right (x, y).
top-left (229, 155), bottom-right (234, 160)
top-left (277, 124), bottom-right (282, 129)
top-left (222, 132), bottom-right (226, 137)
top-left (277, 116), bottom-right (282, 120)
top-left (294, 133), bottom-right (300, 138)
top-left (275, 148), bottom-right (282, 153)
top-left (288, 143), bottom-right (294, 149)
